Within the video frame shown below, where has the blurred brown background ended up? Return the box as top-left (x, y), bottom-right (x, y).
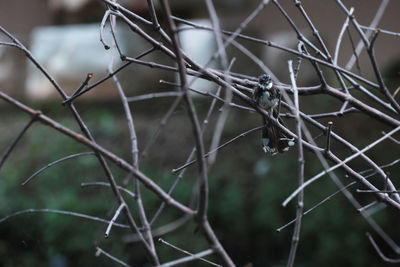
top-left (1, 0), bottom-right (399, 100)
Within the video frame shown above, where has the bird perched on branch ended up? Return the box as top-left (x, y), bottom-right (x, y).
top-left (252, 74), bottom-right (295, 155)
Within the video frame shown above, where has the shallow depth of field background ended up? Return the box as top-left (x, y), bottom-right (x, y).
top-left (0, 0), bottom-right (400, 266)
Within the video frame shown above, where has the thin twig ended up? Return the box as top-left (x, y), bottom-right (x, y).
top-left (95, 246), bottom-right (132, 267)
top-left (127, 92), bottom-right (182, 102)
top-left (286, 60), bottom-right (305, 267)
top-left (159, 0), bottom-right (209, 223)
top-left (325, 121), bottom-right (333, 153)
top-left (273, 0), bottom-right (327, 61)
top-left (81, 182), bottom-right (136, 198)
top-left (346, 27), bottom-right (362, 75)
top-left (105, 203), bottom-right (126, 237)
top-left (159, 79), bottom-right (253, 112)
top-left (359, 25), bottom-right (400, 37)
top-left (366, 233), bottom-right (400, 263)
top-left (100, 9), bottom-right (111, 50)
top-left (382, 131), bottom-right (400, 145)
top-left (277, 181), bottom-right (356, 232)
top-left (357, 189), bottom-right (400, 194)
top-left (62, 47), bottom-right (156, 104)
top-left (159, 1), bottom-right (234, 265)
top-left (357, 201), bottom-right (377, 213)
top-left (172, 126), bottom-right (264, 174)
top-left (124, 214), bottom-right (192, 243)
top-left (343, 0), bottom-right (389, 69)
top-left (149, 59), bottom-right (236, 227)
top-left (0, 115), bottom-right (38, 170)
top-left (21, 152), bottom-right (95, 186)
top-left (205, 0), bottom-right (233, 166)
top-left (110, 11), bottom-right (156, 259)
top-left (283, 126), bottom-right (400, 207)
top-left (0, 25), bottom-right (160, 260)
top-left (147, 0), bottom-right (160, 30)
top-left (64, 73), bottom-right (93, 104)
top-left (279, 84), bottom-right (400, 254)
top-left (277, 160), bottom-right (393, 232)
top-left (306, 108), bottom-right (358, 119)
top-left (336, 0), bottom-right (400, 114)
top-left (140, 94), bottom-right (183, 158)
top-left (191, 0), bottom-right (271, 87)
top-left (0, 208), bottom-right (129, 228)
top-left (0, 91), bottom-right (195, 215)
top-left (333, 7), bottom-right (354, 65)
top-left (159, 54), bottom-right (400, 210)
top-left (277, 156), bottom-right (397, 232)
top-left (159, 249), bottom-right (218, 267)
top-left (158, 238), bottom-right (221, 267)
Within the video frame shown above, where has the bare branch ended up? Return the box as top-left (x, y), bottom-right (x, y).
top-left (0, 91), bottom-right (195, 215)
top-left (0, 115), bottom-right (38, 170)
top-left (105, 203), bottom-right (126, 238)
top-left (343, 0), bottom-right (390, 69)
top-left (21, 152), bottom-right (95, 186)
top-left (367, 233), bottom-right (400, 263)
top-left (81, 182), bottom-right (136, 198)
top-left (95, 246), bottom-right (132, 267)
top-left (283, 126), bottom-right (400, 207)
top-left (159, 238), bottom-right (221, 267)
top-left (0, 208), bottom-right (129, 228)
top-left (286, 60), bottom-right (305, 267)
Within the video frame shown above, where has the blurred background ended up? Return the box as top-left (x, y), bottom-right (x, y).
top-left (0, 0), bottom-right (400, 266)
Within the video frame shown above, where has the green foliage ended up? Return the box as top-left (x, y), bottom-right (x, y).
top-left (0, 102), bottom-right (398, 266)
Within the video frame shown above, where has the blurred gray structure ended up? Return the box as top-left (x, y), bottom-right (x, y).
top-left (25, 23), bottom-right (148, 99)
top-left (178, 19), bottom-right (218, 95)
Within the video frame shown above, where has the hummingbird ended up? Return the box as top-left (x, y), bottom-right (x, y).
top-left (252, 74), bottom-right (295, 155)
